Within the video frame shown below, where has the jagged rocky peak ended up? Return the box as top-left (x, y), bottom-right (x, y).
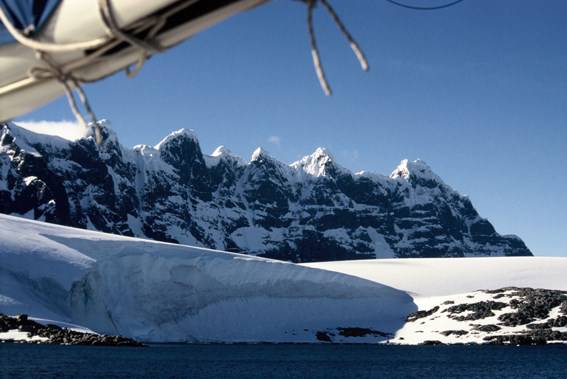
top-left (154, 128), bottom-right (205, 171)
top-left (248, 147), bottom-right (290, 178)
top-left (390, 159), bottom-right (444, 187)
top-left (292, 147), bottom-right (341, 177)
top-left (133, 143), bottom-right (158, 157)
top-left (250, 147), bottom-right (273, 162)
top-left (212, 145), bottom-right (232, 157)
top-left (209, 145), bottom-right (245, 165)
top-left (86, 119), bottom-right (116, 142)
top-left (155, 128), bottom-right (198, 150)
top-left (391, 159), bottom-right (430, 180)
top-left (0, 123), bottom-right (13, 146)
top-left (87, 120), bottom-right (126, 164)
top-left (0, 121), bottom-right (533, 261)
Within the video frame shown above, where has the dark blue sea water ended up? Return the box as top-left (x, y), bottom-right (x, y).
top-left (1, 344), bottom-right (566, 379)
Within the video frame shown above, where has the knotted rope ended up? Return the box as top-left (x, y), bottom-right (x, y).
top-left (1, 0), bottom-right (175, 142)
top-left (28, 52), bottom-right (103, 144)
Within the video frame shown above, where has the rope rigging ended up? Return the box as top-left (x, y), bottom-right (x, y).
top-left (301, 0), bottom-right (465, 95)
top-left (98, 0), bottom-right (165, 78)
top-left (0, 0), bottom-right (468, 135)
top-left (28, 52), bottom-right (102, 143)
top-left (303, 0), bottom-right (369, 96)
top-left (0, 0), bottom-right (178, 142)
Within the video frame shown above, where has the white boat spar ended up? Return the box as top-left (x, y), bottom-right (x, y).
top-left (0, 0), bottom-right (267, 121)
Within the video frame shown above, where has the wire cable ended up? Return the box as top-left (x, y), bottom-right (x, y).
top-left (385, 0), bottom-right (465, 11)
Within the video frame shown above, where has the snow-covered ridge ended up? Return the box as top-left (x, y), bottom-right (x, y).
top-left (390, 158), bottom-right (444, 184)
top-left (14, 120), bottom-right (89, 142)
top-left (205, 145), bottom-right (246, 168)
top-left (290, 147), bottom-right (351, 177)
top-left (0, 121), bottom-right (532, 260)
top-left (212, 145), bottom-right (231, 157)
top-left (11, 121), bottom-right (420, 178)
top-left (154, 128), bottom-right (199, 150)
top-left (250, 146), bottom-right (270, 162)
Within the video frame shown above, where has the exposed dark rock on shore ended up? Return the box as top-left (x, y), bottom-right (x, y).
top-left (420, 340), bottom-right (443, 345)
top-left (496, 288), bottom-right (567, 327)
top-left (3, 288), bottom-right (566, 346)
top-left (314, 327), bottom-right (392, 342)
top-left (484, 330), bottom-right (567, 345)
top-left (336, 327), bottom-right (390, 338)
top-left (395, 287), bottom-right (567, 345)
top-left (406, 306), bottom-right (439, 322)
top-left (445, 301), bottom-right (508, 321)
top-left (0, 314), bottom-right (143, 347)
top-left (315, 331), bottom-right (332, 342)
top-left (472, 324), bottom-right (501, 332)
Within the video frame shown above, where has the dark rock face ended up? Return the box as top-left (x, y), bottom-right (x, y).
top-left (315, 331), bottom-right (332, 342)
top-left (400, 287), bottom-right (567, 345)
top-left (314, 327), bottom-right (391, 342)
top-left (336, 327), bottom-right (390, 338)
top-left (473, 324), bottom-right (501, 332)
top-left (497, 288), bottom-right (567, 327)
top-left (0, 122), bottom-right (533, 262)
top-left (484, 329), bottom-right (567, 345)
top-left (0, 314), bottom-right (143, 346)
top-left (406, 306), bottom-right (440, 322)
top-left (439, 330), bottom-right (468, 337)
top-left (445, 301), bottom-right (508, 321)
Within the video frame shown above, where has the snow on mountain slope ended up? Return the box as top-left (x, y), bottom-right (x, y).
top-left (303, 257), bottom-right (567, 298)
top-left (0, 214), bottom-right (414, 343)
top-left (0, 121), bottom-right (532, 261)
top-left (14, 121), bottom-right (89, 142)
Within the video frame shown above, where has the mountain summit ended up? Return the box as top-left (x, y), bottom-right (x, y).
top-left (291, 147), bottom-right (343, 178)
top-left (0, 122), bottom-right (532, 261)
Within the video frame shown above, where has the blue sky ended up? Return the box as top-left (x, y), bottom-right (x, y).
top-left (19, 0), bottom-right (567, 257)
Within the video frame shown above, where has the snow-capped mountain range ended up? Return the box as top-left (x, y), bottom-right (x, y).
top-left (0, 121), bottom-right (531, 261)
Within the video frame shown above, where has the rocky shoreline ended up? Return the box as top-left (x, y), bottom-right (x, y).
top-left (297, 288), bottom-right (567, 346)
top-left (3, 288), bottom-right (566, 347)
top-left (0, 314), bottom-right (144, 347)
top-left (401, 287), bottom-right (567, 346)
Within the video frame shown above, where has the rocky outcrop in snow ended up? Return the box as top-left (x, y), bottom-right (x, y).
top-left (391, 287), bottom-right (567, 345)
top-left (0, 121), bottom-right (532, 261)
top-left (0, 314), bottom-right (143, 346)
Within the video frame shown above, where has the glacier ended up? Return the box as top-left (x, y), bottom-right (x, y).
top-left (0, 213), bottom-right (414, 343)
top-left (1, 213), bottom-right (565, 344)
